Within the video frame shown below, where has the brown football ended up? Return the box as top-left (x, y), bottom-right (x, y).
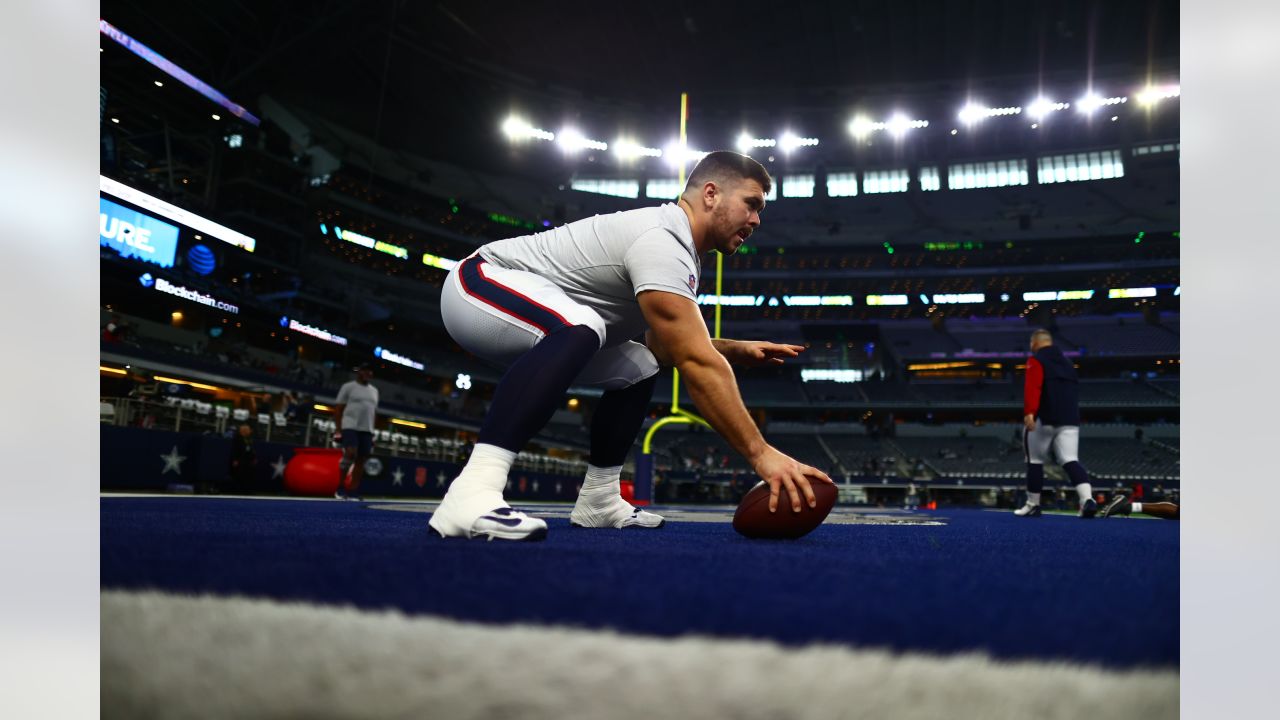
top-left (732, 480), bottom-right (838, 539)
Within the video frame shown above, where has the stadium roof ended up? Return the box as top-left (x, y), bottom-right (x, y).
top-left (101, 0), bottom-right (1179, 175)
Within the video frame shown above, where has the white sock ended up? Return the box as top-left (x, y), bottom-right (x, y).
top-left (1026, 492), bottom-right (1041, 506)
top-left (1076, 483), bottom-right (1093, 505)
top-left (578, 465), bottom-right (623, 505)
top-left (1131, 502), bottom-right (1143, 514)
top-left (448, 443), bottom-right (516, 497)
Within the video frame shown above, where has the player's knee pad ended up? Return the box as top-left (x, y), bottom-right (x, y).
top-left (621, 347), bottom-right (660, 386)
top-left (594, 343), bottom-right (660, 390)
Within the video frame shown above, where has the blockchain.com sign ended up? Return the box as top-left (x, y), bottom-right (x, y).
top-left (100, 197), bottom-right (179, 267)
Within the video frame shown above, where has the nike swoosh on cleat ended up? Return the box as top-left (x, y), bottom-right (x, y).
top-left (479, 515), bottom-right (525, 527)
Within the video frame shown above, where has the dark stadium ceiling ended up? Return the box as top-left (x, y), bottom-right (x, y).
top-left (102, 0), bottom-right (1178, 176)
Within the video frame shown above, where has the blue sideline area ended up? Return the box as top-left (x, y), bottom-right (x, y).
top-left (101, 497), bottom-right (1178, 668)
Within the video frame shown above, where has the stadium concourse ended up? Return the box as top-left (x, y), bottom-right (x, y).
top-left (99, 1), bottom-right (1179, 717)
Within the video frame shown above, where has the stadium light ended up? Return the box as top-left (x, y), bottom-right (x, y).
top-left (1136, 84), bottom-right (1180, 106)
top-left (557, 127), bottom-right (607, 153)
top-left (958, 103), bottom-right (985, 125)
top-left (613, 138), bottom-right (662, 160)
top-left (1077, 93), bottom-right (1102, 113)
top-left (1026, 98), bottom-right (1070, 120)
top-left (1076, 93), bottom-right (1126, 114)
top-left (848, 116), bottom-right (877, 139)
top-left (779, 132), bottom-right (819, 153)
top-left (848, 115), bottom-right (925, 139)
top-left (502, 115), bottom-right (555, 142)
top-left (664, 142), bottom-right (709, 169)
top-left (737, 133), bottom-right (778, 152)
top-left (959, 103), bottom-right (1022, 124)
top-left (886, 113), bottom-right (928, 138)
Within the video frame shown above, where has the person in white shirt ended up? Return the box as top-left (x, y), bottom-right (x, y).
top-left (431, 151), bottom-right (833, 541)
top-left (333, 363), bottom-right (379, 500)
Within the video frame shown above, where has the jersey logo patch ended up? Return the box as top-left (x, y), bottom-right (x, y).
top-left (687, 274), bottom-right (697, 291)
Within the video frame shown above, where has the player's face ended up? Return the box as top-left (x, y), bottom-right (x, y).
top-left (710, 178), bottom-right (765, 255)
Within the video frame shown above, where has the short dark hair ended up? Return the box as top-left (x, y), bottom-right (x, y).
top-left (682, 151), bottom-right (772, 197)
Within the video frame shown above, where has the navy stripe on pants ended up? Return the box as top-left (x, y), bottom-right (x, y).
top-left (458, 256), bottom-right (571, 334)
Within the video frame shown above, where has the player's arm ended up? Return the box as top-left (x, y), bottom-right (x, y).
top-left (332, 385), bottom-right (349, 438)
top-left (646, 334), bottom-right (806, 367)
top-left (710, 338), bottom-right (807, 367)
top-left (638, 290), bottom-right (833, 512)
top-left (1023, 357), bottom-right (1043, 430)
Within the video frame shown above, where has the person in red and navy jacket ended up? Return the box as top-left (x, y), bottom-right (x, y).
top-left (1015, 329), bottom-right (1098, 518)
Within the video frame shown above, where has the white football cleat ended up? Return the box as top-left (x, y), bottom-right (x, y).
top-left (570, 495), bottom-right (665, 529)
top-left (1013, 503), bottom-right (1043, 517)
top-left (428, 494), bottom-right (548, 541)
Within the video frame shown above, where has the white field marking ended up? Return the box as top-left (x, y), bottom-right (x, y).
top-left (102, 590), bottom-right (1177, 720)
top-left (369, 503), bottom-right (948, 526)
top-left (103, 494), bottom-right (947, 525)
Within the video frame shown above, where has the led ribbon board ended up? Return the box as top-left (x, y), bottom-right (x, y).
top-left (375, 347), bottom-right (424, 371)
top-left (331, 226), bottom-right (408, 260)
top-left (865, 294), bottom-right (909, 306)
top-left (1022, 290), bottom-right (1095, 302)
top-left (782, 295), bottom-right (854, 306)
top-left (283, 318), bottom-right (348, 346)
top-left (99, 19), bottom-right (260, 126)
top-left (422, 253), bottom-right (458, 271)
top-left (100, 197), bottom-right (179, 267)
top-left (932, 293), bottom-right (986, 304)
top-left (697, 295), bottom-right (763, 306)
top-left (801, 369), bottom-right (864, 383)
top-left (153, 277), bottom-right (239, 314)
top-left (1108, 287), bottom-right (1157, 299)
top-left (101, 176), bottom-right (255, 252)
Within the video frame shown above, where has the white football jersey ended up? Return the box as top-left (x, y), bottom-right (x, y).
top-left (477, 203), bottom-right (701, 347)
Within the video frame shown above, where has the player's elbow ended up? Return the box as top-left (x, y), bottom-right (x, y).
top-left (673, 347), bottom-right (732, 377)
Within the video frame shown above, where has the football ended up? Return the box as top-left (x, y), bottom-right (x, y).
top-left (732, 480), bottom-right (838, 539)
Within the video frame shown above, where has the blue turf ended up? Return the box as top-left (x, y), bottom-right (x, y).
top-left (100, 498), bottom-right (1178, 668)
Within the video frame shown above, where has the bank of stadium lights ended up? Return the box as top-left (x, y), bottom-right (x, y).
top-left (779, 132), bottom-right (819, 153)
top-left (958, 103), bottom-right (1022, 125)
top-left (886, 113), bottom-right (928, 138)
top-left (501, 116), bottom-right (555, 142)
top-left (557, 127), bottom-right (607, 153)
top-left (1135, 84), bottom-right (1180, 106)
top-left (1026, 98), bottom-right (1070, 120)
top-left (664, 142), bottom-right (709, 169)
top-left (847, 115), bottom-right (927, 139)
top-left (613, 139), bottom-right (663, 160)
top-left (1075, 93), bottom-right (1127, 114)
top-left (736, 133), bottom-right (777, 153)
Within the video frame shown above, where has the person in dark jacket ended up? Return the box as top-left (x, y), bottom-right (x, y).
top-left (228, 424), bottom-right (257, 494)
top-left (1014, 329), bottom-right (1098, 518)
